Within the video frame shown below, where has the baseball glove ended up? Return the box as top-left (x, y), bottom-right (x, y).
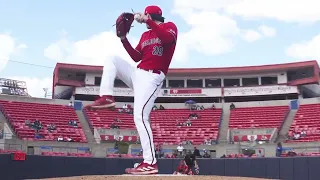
top-left (115, 12), bottom-right (134, 37)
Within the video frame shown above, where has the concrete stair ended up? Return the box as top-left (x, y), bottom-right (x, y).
top-left (75, 110), bottom-right (95, 143)
top-left (217, 106), bottom-right (231, 144)
top-left (275, 109), bottom-right (297, 143)
top-left (0, 112), bottom-right (16, 139)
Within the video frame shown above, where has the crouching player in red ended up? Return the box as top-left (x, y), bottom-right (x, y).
top-left (173, 153), bottom-right (200, 175)
top-left (173, 160), bottom-right (189, 175)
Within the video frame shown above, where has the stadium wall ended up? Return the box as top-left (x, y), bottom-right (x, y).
top-left (0, 95), bottom-right (68, 105)
top-left (2, 139), bottom-right (113, 158)
top-left (0, 154), bottom-right (318, 180)
top-left (85, 72), bottom-right (103, 85)
top-left (81, 100), bottom-right (293, 109)
top-left (72, 98), bottom-right (320, 109)
top-left (3, 94), bottom-right (320, 109)
top-left (4, 137), bottom-right (320, 160)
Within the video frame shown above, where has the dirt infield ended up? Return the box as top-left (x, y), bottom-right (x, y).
top-left (40, 175), bottom-right (275, 180)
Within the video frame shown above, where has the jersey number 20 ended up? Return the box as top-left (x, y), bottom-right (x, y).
top-left (152, 46), bottom-right (163, 56)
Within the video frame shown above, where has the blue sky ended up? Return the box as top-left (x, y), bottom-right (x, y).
top-left (0, 0), bottom-right (319, 97)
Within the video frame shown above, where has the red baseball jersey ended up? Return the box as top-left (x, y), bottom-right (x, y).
top-left (176, 164), bottom-right (188, 174)
top-left (122, 20), bottom-right (178, 75)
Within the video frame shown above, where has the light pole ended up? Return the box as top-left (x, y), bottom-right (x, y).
top-left (43, 88), bottom-right (48, 98)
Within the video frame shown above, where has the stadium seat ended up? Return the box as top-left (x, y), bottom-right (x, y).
top-left (229, 106), bottom-right (289, 129)
top-left (0, 100), bottom-right (87, 143)
top-left (84, 108), bottom-right (222, 145)
top-left (287, 104), bottom-right (320, 142)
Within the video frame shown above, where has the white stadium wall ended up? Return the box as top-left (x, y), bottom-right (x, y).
top-left (85, 73), bottom-right (101, 85)
top-left (277, 72), bottom-right (287, 84)
top-left (82, 97), bottom-right (320, 109)
top-left (75, 85), bottom-right (298, 98)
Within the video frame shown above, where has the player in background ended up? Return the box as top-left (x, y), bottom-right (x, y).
top-left (173, 160), bottom-right (189, 175)
top-left (85, 5), bottom-right (178, 175)
top-left (173, 152), bottom-right (200, 175)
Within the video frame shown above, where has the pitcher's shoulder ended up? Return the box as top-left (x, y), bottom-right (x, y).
top-left (164, 22), bottom-right (177, 29)
top-left (163, 22), bottom-right (178, 36)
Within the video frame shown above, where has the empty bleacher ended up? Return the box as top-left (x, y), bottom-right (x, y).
top-left (84, 108), bottom-right (222, 145)
top-left (0, 100), bottom-right (87, 142)
top-left (229, 106), bottom-right (289, 129)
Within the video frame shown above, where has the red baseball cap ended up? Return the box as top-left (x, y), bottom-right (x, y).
top-left (144, 5), bottom-right (162, 16)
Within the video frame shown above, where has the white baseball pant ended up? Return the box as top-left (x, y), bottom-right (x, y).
top-left (100, 56), bottom-right (165, 165)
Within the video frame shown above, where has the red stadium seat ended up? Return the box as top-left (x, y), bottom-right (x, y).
top-left (84, 108), bottom-right (222, 145)
top-left (228, 106), bottom-right (289, 142)
top-left (287, 104), bottom-right (320, 142)
top-left (0, 100), bottom-right (87, 143)
top-left (229, 106), bottom-right (289, 129)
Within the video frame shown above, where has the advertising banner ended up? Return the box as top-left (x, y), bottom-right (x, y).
top-left (224, 85), bottom-right (298, 97)
top-left (76, 86), bottom-right (222, 97)
top-left (75, 85), bottom-right (298, 97)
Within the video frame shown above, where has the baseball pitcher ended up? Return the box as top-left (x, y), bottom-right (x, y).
top-left (85, 5), bottom-right (178, 175)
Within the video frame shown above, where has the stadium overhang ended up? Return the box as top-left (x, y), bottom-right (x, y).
top-left (54, 60), bottom-right (319, 75)
top-left (167, 60), bottom-right (319, 76)
top-left (53, 60), bottom-right (320, 88)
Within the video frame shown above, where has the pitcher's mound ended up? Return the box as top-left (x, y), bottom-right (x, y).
top-left (40, 175), bottom-right (275, 180)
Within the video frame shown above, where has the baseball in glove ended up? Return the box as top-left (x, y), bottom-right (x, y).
top-left (115, 12), bottom-right (134, 38)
